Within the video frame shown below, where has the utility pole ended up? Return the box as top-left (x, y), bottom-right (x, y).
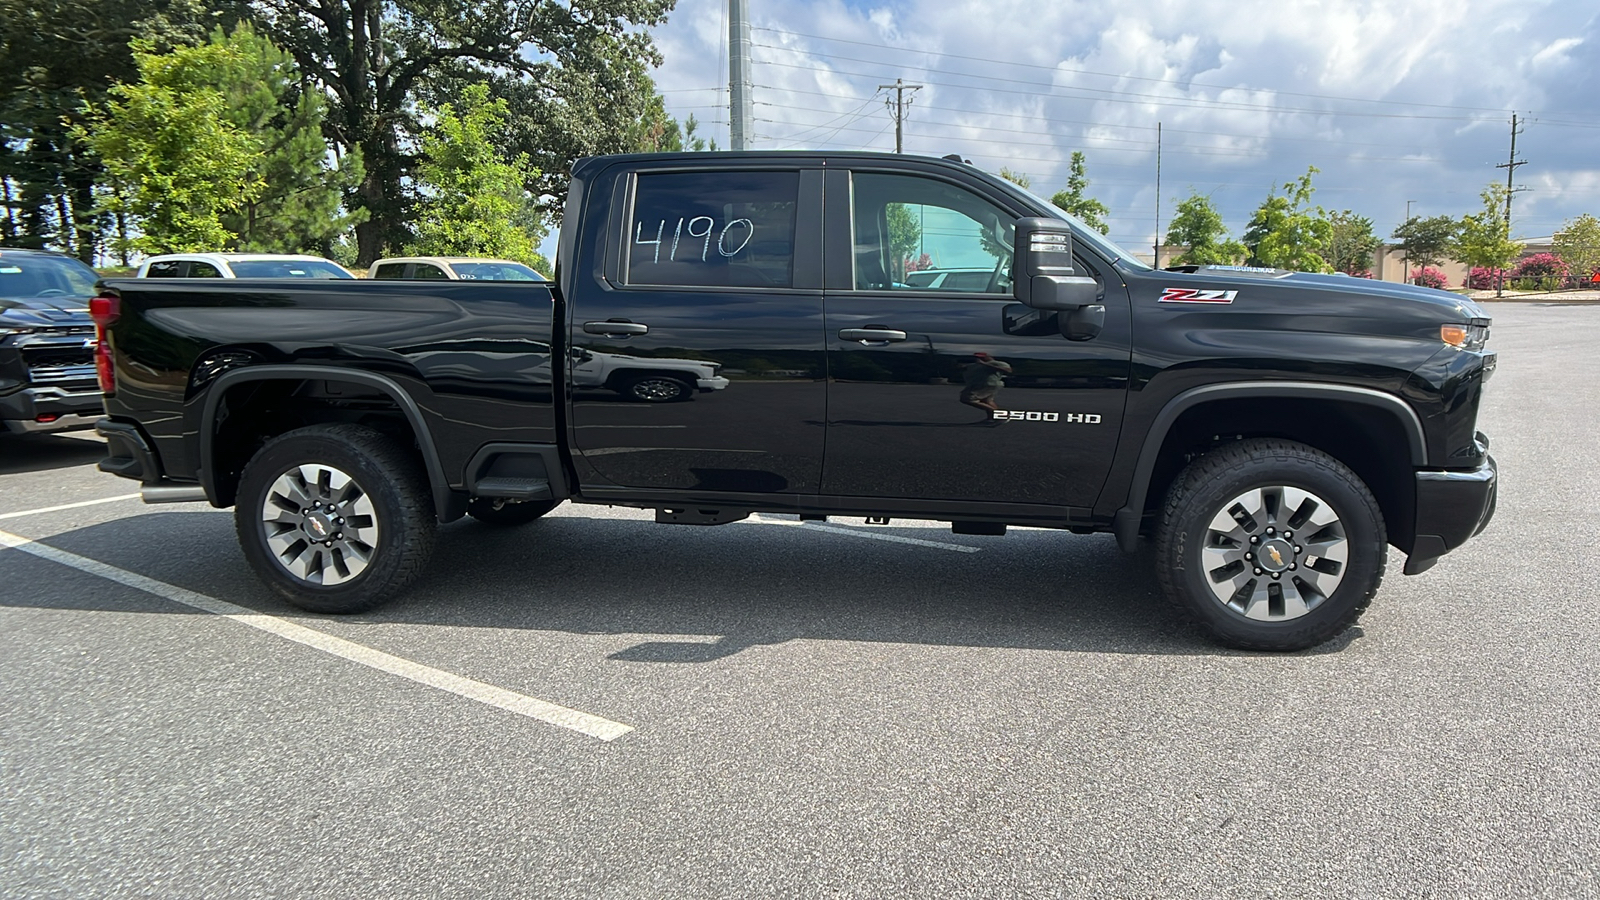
top-left (1494, 112), bottom-right (1530, 295)
top-left (728, 0), bottom-right (753, 151)
top-left (876, 78), bottom-right (923, 153)
top-left (1154, 122), bottom-right (1162, 266)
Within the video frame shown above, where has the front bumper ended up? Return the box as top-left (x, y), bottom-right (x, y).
top-left (1404, 452), bottom-right (1498, 575)
top-left (0, 386), bottom-right (104, 434)
top-left (697, 376), bottom-right (730, 392)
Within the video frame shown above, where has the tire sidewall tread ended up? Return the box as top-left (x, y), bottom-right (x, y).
top-left (1154, 438), bottom-right (1387, 651)
top-left (235, 424), bottom-right (436, 614)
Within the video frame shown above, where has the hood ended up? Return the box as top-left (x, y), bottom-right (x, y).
top-left (0, 295), bottom-right (94, 327)
top-left (1171, 266), bottom-right (1488, 322)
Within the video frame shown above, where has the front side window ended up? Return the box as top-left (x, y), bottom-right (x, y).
top-left (626, 170), bottom-right (798, 288)
top-left (412, 264), bottom-right (450, 280)
top-left (189, 261), bottom-right (223, 278)
top-left (851, 173), bottom-right (1014, 294)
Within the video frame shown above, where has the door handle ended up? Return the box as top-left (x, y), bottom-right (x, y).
top-left (583, 320), bottom-right (649, 337)
top-left (838, 327), bottom-right (908, 344)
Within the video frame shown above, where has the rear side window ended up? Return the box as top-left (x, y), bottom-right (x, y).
top-left (372, 263), bottom-right (407, 280)
top-left (145, 260), bottom-right (182, 278)
top-left (626, 171), bottom-right (797, 289)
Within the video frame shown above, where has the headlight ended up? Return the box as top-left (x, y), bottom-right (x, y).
top-left (0, 325), bottom-right (34, 337)
top-left (1440, 321), bottom-right (1490, 350)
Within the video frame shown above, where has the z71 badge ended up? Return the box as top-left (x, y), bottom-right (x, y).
top-left (1160, 287), bottom-right (1238, 304)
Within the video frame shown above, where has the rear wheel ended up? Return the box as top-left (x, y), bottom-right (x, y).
top-left (619, 374), bottom-right (691, 403)
top-left (235, 424), bottom-right (436, 614)
top-left (1155, 439), bottom-right (1386, 651)
top-left (467, 497), bottom-right (559, 526)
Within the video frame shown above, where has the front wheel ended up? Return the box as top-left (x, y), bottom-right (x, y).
top-left (235, 424), bottom-right (436, 614)
top-left (1155, 438), bottom-right (1386, 651)
top-left (618, 375), bottom-right (691, 403)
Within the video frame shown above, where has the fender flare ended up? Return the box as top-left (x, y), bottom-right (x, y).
top-left (1111, 381), bottom-right (1427, 551)
top-left (200, 365), bottom-right (458, 521)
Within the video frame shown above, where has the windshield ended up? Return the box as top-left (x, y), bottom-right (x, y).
top-left (0, 253), bottom-right (100, 299)
top-left (450, 262), bottom-right (545, 281)
top-left (989, 179), bottom-right (1153, 272)
top-left (229, 259), bottom-right (353, 279)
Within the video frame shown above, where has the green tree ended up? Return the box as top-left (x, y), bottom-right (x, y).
top-left (192, 24), bottom-right (365, 254)
top-left (1242, 166), bottom-right (1332, 272)
top-left (405, 83), bottom-right (549, 274)
top-left (656, 113), bottom-right (717, 152)
top-left (1165, 191), bottom-right (1247, 266)
top-left (1324, 210), bottom-right (1381, 275)
top-left (1554, 213), bottom-right (1600, 281)
top-left (998, 167), bottom-right (1032, 189)
top-left (1049, 151), bottom-right (1110, 235)
top-left (0, 0), bottom-right (207, 260)
top-left (1392, 214), bottom-right (1459, 281)
top-left (246, 0), bottom-right (676, 265)
top-left (1454, 185), bottom-right (1523, 293)
top-left (75, 38), bottom-right (265, 255)
top-left (885, 202), bottom-right (922, 281)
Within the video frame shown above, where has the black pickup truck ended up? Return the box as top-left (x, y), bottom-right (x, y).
top-left (92, 151), bottom-right (1497, 650)
top-left (0, 248), bottom-right (105, 435)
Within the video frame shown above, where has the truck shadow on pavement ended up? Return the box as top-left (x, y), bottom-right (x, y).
top-left (4, 509), bottom-right (1359, 658)
top-left (0, 433), bottom-right (106, 476)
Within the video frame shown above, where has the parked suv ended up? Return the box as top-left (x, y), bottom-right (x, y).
top-left (368, 257), bottom-right (547, 281)
top-left (135, 253), bottom-right (353, 279)
top-left (0, 248), bottom-right (102, 434)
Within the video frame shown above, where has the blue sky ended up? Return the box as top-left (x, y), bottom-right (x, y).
top-left (643, 0), bottom-right (1600, 252)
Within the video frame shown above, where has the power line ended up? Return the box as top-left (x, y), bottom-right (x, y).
top-left (751, 47), bottom-right (1517, 124)
top-left (752, 26), bottom-right (1600, 123)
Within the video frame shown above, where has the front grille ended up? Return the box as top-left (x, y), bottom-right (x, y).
top-left (28, 359), bottom-right (97, 387)
top-left (23, 343), bottom-right (97, 388)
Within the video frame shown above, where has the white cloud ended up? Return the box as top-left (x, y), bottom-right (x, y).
top-left (645, 0), bottom-right (1600, 246)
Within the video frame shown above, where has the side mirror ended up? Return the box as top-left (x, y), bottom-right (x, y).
top-left (1013, 217), bottom-right (1099, 311)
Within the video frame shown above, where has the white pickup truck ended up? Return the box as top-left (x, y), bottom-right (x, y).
top-left (569, 347), bottom-right (729, 402)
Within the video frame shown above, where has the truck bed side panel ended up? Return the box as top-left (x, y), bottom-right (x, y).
top-left (100, 279), bottom-right (558, 491)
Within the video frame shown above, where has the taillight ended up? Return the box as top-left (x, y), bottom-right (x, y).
top-left (90, 293), bottom-right (120, 395)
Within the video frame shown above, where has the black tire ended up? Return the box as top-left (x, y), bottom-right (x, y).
top-left (235, 424), bottom-right (436, 614)
top-left (467, 497), bottom-right (560, 526)
top-left (618, 374), bottom-right (692, 403)
top-left (1154, 438), bottom-right (1386, 651)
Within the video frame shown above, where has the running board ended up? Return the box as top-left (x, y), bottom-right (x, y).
top-left (141, 484), bottom-right (209, 504)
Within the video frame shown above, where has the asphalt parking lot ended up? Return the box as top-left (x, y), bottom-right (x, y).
top-left (1, 302), bottom-right (1596, 899)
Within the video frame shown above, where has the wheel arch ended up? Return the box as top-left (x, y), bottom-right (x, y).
top-left (1113, 382), bottom-right (1426, 552)
top-left (200, 365), bottom-right (459, 521)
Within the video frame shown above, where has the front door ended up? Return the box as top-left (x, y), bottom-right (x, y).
top-left (821, 169), bottom-right (1132, 508)
top-left (567, 167), bottom-right (828, 495)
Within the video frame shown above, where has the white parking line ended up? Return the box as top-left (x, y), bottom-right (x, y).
top-left (0, 529), bottom-right (633, 742)
top-left (752, 516), bottom-right (982, 553)
top-left (0, 493), bottom-right (141, 521)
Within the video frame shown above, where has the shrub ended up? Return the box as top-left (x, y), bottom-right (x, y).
top-left (1513, 253), bottom-right (1569, 291)
top-left (1411, 267), bottom-right (1448, 290)
top-left (904, 252), bottom-right (932, 273)
top-left (1467, 266), bottom-right (1502, 290)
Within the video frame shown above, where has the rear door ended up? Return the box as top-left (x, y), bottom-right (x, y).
top-left (820, 167), bottom-right (1132, 508)
top-left (565, 163), bottom-right (828, 495)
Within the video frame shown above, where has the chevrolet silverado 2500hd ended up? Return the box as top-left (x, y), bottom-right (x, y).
top-left (91, 152), bottom-right (1497, 650)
